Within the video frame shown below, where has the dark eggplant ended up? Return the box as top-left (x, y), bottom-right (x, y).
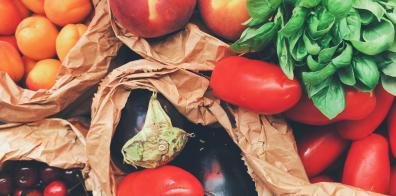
top-left (110, 89), bottom-right (188, 173)
top-left (172, 124), bottom-right (257, 196)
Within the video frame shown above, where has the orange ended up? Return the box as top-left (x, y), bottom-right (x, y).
top-left (56, 24), bottom-right (87, 62)
top-left (0, 41), bottom-right (25, 81)
top-left (0, 36), bottom-right (18, 50)
top-left (14, 0), bottom-right (31, 18)
top-left (20, 0), bottom-right (44, 14)
top-left (26, 59), bottom-right (61, 90)
top-left (16, 16), bottom-right (59, 60)
top-left (44, 0), bottom-right (92, 26)
top-left (22, 56), bottom-right (36, 76)
top-left (0, 0), bottom-right (23, 35)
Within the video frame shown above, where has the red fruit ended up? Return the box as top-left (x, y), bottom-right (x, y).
top-left (15, 166), bottom-right (38, 188)
top-left (390, 166), bottom-right (396, 195)
top-left (14, 188), bottom-right (23, 196)
top-left (210, 56), bottom-right (302, 115)
top-left (388, 102), bottom-right (396, 158)
top-left (25, 189), bottom-right (43, 196)
top-left (117, 165), bottom-right (204, 196)
top-left (342, 134), bottom-right (390, 194)
top-left (0, 173), bottom-right (13, 195)
top-left (40, 167), bottom-right (61, 184)
top-left (44, 181), bottom-right (67, 196)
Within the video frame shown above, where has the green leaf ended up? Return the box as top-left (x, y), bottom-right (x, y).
top-left (382, 60), bottom-right (396, 77)
top-left (382, 74), bottom-right (396, 95)
top-left (247, 0), bottom-right (282, 26)
top-left (303, 33), bottom-right (321, 55)
top-left (305, 77), bottom-right (332, 98)
top-left (277, 8), bottom-right (295, 79)
top-left (308, 8), bottom-right (336, 40)
top-left (353, 56), bottom-right (380, 90)
top-left (302, 63), bottom-right (337, 85)
top-left (231, 21), bottom-right (280, 52)
top-left (325, 0), bottom-right (353, 18)
top-left (298, 0), bottom-right (321, 8)
top-left (289, 30), bottom-right (307, 61)
top-left (353, 0), bottom-right (385, 21)
top-left (332, 44), bottom-right (353, 69)
top-left (351, 19), bottom-right (395, 55)
top-left (280, 7), bottom-right (309, 37)
top-left (338, 9), bottom-right (361, 40)
top-left (311, 77), bottom-right (346, 119)
top-left (386, 11), bottom-right (396, 25)
top-left (307, 55), bottom-right (325, 71)
top-left (338, 66), bottom-right (356, 86)
top-left (318, 43), bottom-right (340, 64)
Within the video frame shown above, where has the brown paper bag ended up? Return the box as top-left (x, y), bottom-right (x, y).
top-left (109, 5), bottom-right (233, 72)
top-left (87, 59), bottom-right (384, 196)
top-left (0, 118), bottom-right (102, 194)
top-left (0, 0), bottom-right (122, 123)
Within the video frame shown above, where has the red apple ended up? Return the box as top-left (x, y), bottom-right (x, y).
top-left (109, 0), bottom-right (196, 38)
top-left (199, 0), bottom-right (250, 41)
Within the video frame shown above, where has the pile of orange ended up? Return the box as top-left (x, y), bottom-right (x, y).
top-left (0, 0), bottom-right (92, 90)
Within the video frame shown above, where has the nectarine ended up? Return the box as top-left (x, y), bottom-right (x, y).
top-left (0, 0), bottom-right (23, 35)
top-left (0, 41), bottom-right (25, 81)
top-left (14, 0), bottom-right (31, 18)
top-left (110, 0), bottom-right (196, 38)
top-left (16, 16), bottom-right (59, 60)
top-left (22, 56), bottom-right (36, 75)
top-left (26, 59), bottom-right (61, 90)
top-left (44, 0), bottom-right (92, 26)
top-left (56, 24), bottom-right (88, 62)
top-left (20, 0), bottom-right (44, 14)
top-left (199, 0), bottom-right (250, 41)
top-left (0, 36), bottom-right (18, 50)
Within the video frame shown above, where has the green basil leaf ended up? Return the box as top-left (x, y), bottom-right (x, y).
top-left (358, 10), bottom-right (376, 24)
top-left (307, 55), bottom-right (326, 71)
top-left (298, 0), bottom-right (321, 8)
top-left (382, 60), bottom-right (396, 77)
top-left (247, 0), bottom-right (282, 26)
top-left (351, 19), bottom-right (395, 55)
top-left (311, 77), bottom-right (346, 119)
top-left (308, 8), bottom-right (336, 40)
top-left (303, 33), bottom-right (321, 55)
top-left (231, 21), bottom-right (280, 52)
top-left (289, 30), bottom-right (307, 61)
top-left (318, 43), bottom-right (340, 64)
top-left (353, 0), bottom-right (385, 21)
top-left (305, 77), bottom-right (332, 98)
top-left (320, 34), bottom-right (333, 47)
top-left (280, 7), bottom-right (308, 37)
top-left (277, 8), bottom-right (295, 79)
top-left (302, 63), bottom-right (337, 85)
top-left (338, 66), bottom-right (356, 86)
top-left (332, 44), bottom-right (353, 69)
top-left (386, 12), bottom-right (396, 25)
top-left (382, 74), bottom-right (396, 95)
top-left (339, 9), bottom-right (361, 40)
top-left (325, 0), bottom-right (353, 18)
top-left (353, 56), bottom-right (380, 90)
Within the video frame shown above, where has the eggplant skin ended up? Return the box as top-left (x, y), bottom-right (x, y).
top-left (172, 124), bottom-right (258, 196)
top-left (110, 89), bottom-right (187, 173)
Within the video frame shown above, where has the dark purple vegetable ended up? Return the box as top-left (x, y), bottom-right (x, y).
top-left (110, 89), bottom-right (188, 173)
top-left (172, 125), bottom-right (257, 196)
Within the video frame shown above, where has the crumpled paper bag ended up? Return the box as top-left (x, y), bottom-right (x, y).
top-left (87, 59), bottom-right (384, 196)
top-left (108, 3), bottom-right (233, 72)
top-left (0, 0), bottom-right (122, 123)
top-left (0, 118), bottom-right (102, 194)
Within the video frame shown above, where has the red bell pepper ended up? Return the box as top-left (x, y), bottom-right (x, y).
top-left (388, 102), bottom-right (396, 158)
top-left (337, 85), bottom-right (394, 140)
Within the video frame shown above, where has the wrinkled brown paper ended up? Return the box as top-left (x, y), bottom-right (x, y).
top-left (108, 4), bottom-right (233, 72)
top-left (0, 0), bottom-right (122, 123)
top-left (87, 59), bottom-right (384, 196)
top-left (0, 118), bottom-right (101, 193)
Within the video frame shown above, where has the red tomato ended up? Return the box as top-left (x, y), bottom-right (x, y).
top-left (210, 56), bottom-right (301, 115)
top-left (390, 166), bottom-right (396, 195)
top-left (297, 126), bottom-right (349, 177)
top-left (310, 175), bottom-right (334, 183)
top-left (342, 134), bottom-right (390, 194)
top-left (337, 85), bottom-right (394, 140)
top-left (43, 181), bottom-right (67, 196)
top-left (117, 165), bottom-right (204, 196)
top-left (285, 87), bottom-right (376, 125)
top-left (389, 102), bottom-right (396, 158)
